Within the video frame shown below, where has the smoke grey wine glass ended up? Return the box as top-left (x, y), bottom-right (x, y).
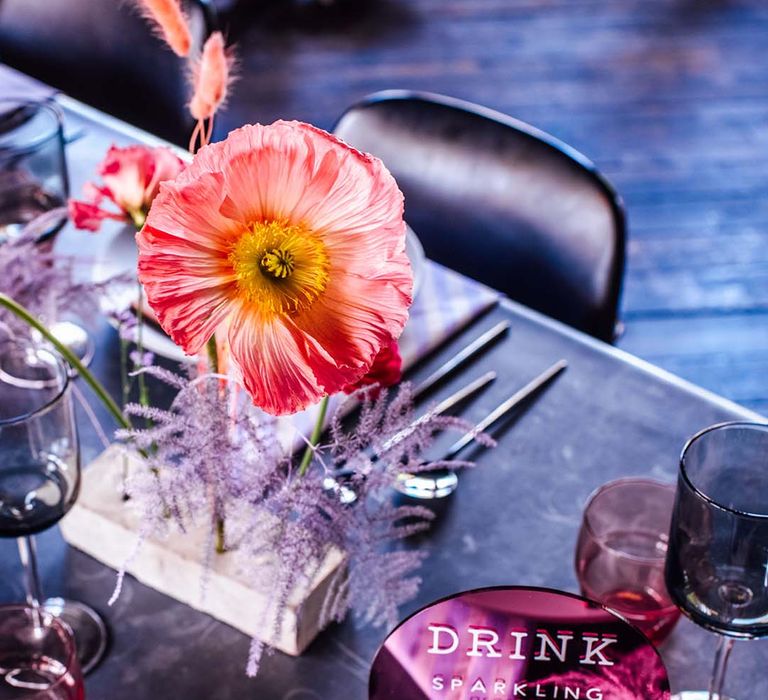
top-left (665, 421), bottom-right (768, 700)
top-left (0, 339), bottom-right (107, 673)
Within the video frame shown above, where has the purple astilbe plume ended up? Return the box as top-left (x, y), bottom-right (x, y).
top-left (129, 349), bottom-right (155, 368)
top-left (0, 209), bottom-right (131, 336)
top-left (316, 384), bottom-right (495, 628)
top-left (115, 368), bottom-right (494, 678)
top-left (111, 308), bottom-right (137, 342)
top-left (114, 367), bottom-right (284, 563)
top-left (238, 384), bottom-right (494, 675)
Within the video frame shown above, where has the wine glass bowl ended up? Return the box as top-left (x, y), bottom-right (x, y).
top-left (665, 421), bottom-right (768, 700)
top-left (0, 338), bottom-right (108, 674)
top-left (666, 422), bottom-right (768, 640)
top-left (575, 477), bottom-right (681, 645)
top-left (0, 342), bottom-right (79, 538)
top-left (0, 604), bottom-right (84, 700)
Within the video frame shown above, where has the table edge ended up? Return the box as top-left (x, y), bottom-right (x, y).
top-left (500, 297), bottom-right (764, 422)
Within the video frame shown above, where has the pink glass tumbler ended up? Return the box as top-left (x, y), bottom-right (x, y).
top-left (0, 603), bottom-right (85, 699)
top-left (575, 477), bottom-right (681, 645)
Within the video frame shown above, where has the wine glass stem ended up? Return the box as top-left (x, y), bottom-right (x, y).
top-left (17, 535), bottom-right (43, 609)
top-left (709, 636), bottom-right (735, 700)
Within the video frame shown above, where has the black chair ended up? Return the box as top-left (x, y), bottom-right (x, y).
top-left (0, 0), bottom-right (217, 145)
top-left (333, 91), bottom-right (626, 342)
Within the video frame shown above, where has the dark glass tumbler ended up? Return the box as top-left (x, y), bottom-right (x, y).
top-left (0, 99), bottom-right (94, 366)
top-left (0, 99), bottom-right (69, 245)
top-left (665, 422), bottom-right (768, 700)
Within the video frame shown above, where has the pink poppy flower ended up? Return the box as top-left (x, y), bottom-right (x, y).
top-left (343, 337), bottom-right (402, 396)
top-left (68, 145), bottom-right (185, 231)
top-left (137, 121), bottom-right (413, 415)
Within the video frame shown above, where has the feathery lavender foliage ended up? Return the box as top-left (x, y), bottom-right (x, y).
top-left (0, 209), bottom-right (131, 335)
top-left (116, 369), bottom-right (493, 677)
top-left (117, 368), bottom-right (284, 536)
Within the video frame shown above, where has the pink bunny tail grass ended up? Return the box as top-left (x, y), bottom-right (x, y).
top-left (189, 31), bottom-right (236, 121)
top-left (134, 0), bottom-right (192, 57)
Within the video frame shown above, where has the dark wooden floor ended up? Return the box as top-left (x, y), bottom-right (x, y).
top-left (214, 0), bottom-right (768, 413)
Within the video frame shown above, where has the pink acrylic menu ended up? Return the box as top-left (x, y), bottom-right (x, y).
top-left (369, 587), bottom-right (671, 700)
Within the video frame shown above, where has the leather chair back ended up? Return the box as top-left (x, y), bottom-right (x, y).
top-left (0, 0), bottom-right (216, 145)
top-left (334, 91), bottom-right (626, 342)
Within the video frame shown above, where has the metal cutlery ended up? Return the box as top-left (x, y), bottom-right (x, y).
top-left (443, 359), bottom-right (568, 460)
top-left (380, 370), bottom-right (497, 454)
top-left (412, 320), bottom-right (510, 401)
top-left (395, 359), bottom-right (569, 499)
top-left (323, 370), bottom-right (497, 503)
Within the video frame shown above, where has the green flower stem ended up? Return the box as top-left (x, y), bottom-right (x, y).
top-left (118, 336), bottom-right (131, 497)
top-left (206, 335), bottom-right (219, 374)
top-left (298, 395), bottom-right (329, 477)
top-left (0, 294), bottom-right (130, 430)
top-left (205, 333), bottom-right (226, 552)
top-left (135, 281), bottom-right (149, 408)
top-left (215, 517), bottom-right (226, 554)
top-left (119, 336), bottom-right (130, 409)
top-left (130, 208), bottom-right (147, 230)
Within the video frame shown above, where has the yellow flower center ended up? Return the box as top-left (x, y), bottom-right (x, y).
top-left (228, 220), bottom-right (329, 316)
top-left (261, 248), bottom-right (295, 279)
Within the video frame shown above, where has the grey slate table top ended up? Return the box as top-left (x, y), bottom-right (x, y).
top-left (1, 64), bottom-right (767, 698)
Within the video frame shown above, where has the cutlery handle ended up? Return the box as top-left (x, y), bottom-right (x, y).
top-left (412, 320), bottom-right (510, 400)
top-left (443, 359), bottom-right (568, 460)
top-left (379, 370), bottom-right (497, 454)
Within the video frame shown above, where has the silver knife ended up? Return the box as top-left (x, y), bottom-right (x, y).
top-left (380, 370), bottom-right (497, 454)
top-left (412, 321), bottom-right (510, 401)
top-left (443, 359), bottom-right (568, 460)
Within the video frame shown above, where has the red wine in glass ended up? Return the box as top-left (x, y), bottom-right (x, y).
top-left (0, 652), bottom-right (85, 700)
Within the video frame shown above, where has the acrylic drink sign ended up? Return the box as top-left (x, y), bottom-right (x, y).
top-left (369, 587), bottom-right (670, 700)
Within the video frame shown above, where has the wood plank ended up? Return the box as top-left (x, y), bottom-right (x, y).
top-left (623, 265), bottom-right (768, 314)
top-left (629, 233), bottom-right (768, 270)
top-left (621, 350), bottom-right (768, 406)
top-left (618, 313), bottom-right (768, 409)
top-left (618, 312), bottom-right (768, 358)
